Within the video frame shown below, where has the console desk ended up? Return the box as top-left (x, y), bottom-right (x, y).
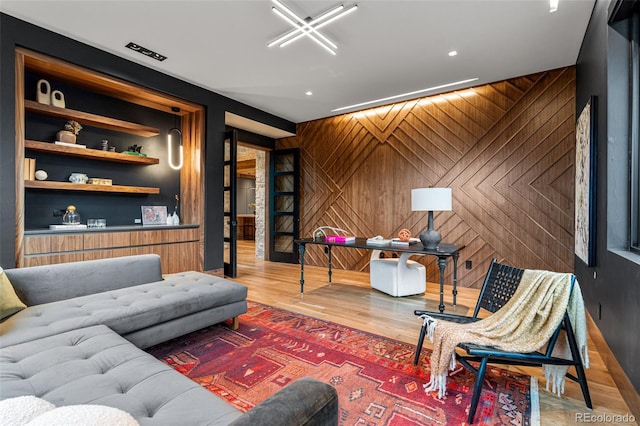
top-left (295, 237), bottom-right (464, 313)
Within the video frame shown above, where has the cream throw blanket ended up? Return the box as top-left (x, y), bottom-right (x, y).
top-left (421, 269), bottom-right (589, 398)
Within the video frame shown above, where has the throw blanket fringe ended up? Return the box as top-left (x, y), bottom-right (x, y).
top-left (420, 314), bottom-right (438, 341)
top-left (419, 270), bottom-right (588, 399)
top-left (420, 314), bottom-right (453, 398)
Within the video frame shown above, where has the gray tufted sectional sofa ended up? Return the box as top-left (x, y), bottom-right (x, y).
top-left (0, 254), bottom-right (338, 425)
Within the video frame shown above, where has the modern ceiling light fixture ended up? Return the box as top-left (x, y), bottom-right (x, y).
top-left (268, 0), bottom-right (358, 55)
top-left (332, 78), bottom-right (479, 113)
top-left (550, 0), bottom-right (559, 12)
top-left (125, 42), bottom-right (167, 61)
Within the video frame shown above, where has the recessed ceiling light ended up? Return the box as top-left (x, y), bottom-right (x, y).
top-left (448, 50), bottom-right (458, 57)
top-left (331, 78), bottom-right (479, 113)
top-left (549, 0), bottom-right (559, 12)
top-left (305, 91), bottom-right (313, 96)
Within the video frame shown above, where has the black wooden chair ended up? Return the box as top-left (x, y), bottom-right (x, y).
top-left (413, 259), bottom-right (592, 424)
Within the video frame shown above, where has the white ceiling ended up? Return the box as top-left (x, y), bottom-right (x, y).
top-left (2, 0), bottom-right (594, 130)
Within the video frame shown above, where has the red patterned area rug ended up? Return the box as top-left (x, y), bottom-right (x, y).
top-left (148, 302), bottom-right (538, 425)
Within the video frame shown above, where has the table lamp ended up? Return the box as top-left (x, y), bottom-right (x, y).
top-left (411, 188), bottom-right (452, 249)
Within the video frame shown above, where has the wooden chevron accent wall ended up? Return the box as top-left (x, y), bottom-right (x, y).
top-left (276, 67), bottom-right (576, 289)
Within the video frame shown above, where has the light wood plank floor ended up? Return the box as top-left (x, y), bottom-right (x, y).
top-left (229, 241), bottom-right (639, 425)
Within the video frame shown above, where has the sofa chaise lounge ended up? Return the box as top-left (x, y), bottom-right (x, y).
top-left (0, 254), bottom-right (338, 425)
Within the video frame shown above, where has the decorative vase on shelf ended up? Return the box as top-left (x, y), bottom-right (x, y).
top-left (51, 90), bottom-right (65, 108)
top-left (56, 120), bottom-right (83, 144)
top-left (36, 79), bottom-right (51, 105)
top-left (69, 173), bottom-right (88, 184)
top-left (170, 212), bottom-right (180, 225)
top-left (56, 130), bottom-right (76, 144)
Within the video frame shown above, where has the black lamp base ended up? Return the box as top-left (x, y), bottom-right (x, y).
top-left (419, 228), bottom-right (441, 250)
top-left (419, 210), bottom-right (441, 250)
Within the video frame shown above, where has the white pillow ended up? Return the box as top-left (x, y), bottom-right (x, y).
top-left (26, 404), bottom-right (139, 426)
top-left (0, 395), bottom-right (55, 425)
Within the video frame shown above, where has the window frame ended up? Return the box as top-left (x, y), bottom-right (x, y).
top-left (631, 10), bottom-right (640, 253)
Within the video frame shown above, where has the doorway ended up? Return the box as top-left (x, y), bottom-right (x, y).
top-left (236, 144), bottom-right (265, 261)
top-left (222, 114), bottom-right (296, 277)
top-left (225, 140), bottom-right (269, 278)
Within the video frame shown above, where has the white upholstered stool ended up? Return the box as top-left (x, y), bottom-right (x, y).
top-left (369, 250), bottom-right (426, 297)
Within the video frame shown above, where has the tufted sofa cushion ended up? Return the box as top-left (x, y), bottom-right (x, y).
top-left (0, 325), bottom-right (243, 425)
top-left (4, 254), bottom-right (163, 306)
top-left (0, 272), bottom-right (247, 348)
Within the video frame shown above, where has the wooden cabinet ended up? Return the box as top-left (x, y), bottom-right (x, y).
top-left (24, 234), bottom-right (83, 254)
top-left (23, 227), bottom-right (200, 274)
top-left (84, 232), bottom-right (131, 250)
top-left (23, 253), bottom-right (83, 267)
top-left (132, 241), bottom-right (200, 274)
top-left (131, 227), bottom-right (199, 245)
top-left (83, 248), bottom-right (132, 262)
top-left (14, 48), bottom-right (205, 270)
top-left (237, 215), bottom-right (256, 240)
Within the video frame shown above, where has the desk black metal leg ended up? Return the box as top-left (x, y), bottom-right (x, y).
top-left (452, 252), bottom-right (459, 307)
top-left (298, 244), bottom-right (306, 296)
top-left (327, 245), bottom-right (333, 286)
top-left (438, 257), bottom-right (447, 313)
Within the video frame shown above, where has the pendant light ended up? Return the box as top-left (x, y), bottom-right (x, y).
top-left (168, 107), bottom-right (183, 170)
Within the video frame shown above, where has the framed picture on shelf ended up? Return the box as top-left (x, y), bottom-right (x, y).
top-left (141, 206), bottom-right (167, 226)
top-left (574, 96), bottom-right (597, 267)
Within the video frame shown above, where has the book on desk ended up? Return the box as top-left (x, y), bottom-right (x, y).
top-left (325, 235), bottom-right (355, 243)
top-left (390, 238), bottom-right (420, 246)
top-left (366, 237), bottom-right (391, 246)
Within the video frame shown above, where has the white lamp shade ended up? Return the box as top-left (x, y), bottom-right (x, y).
top-left (411, 188), bottom-right (452, 211)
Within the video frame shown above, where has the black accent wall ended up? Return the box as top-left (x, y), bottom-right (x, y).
top-left (0, 13), bottom-right (296, 270)
top-left (575, 0), bottom-right (640, 393)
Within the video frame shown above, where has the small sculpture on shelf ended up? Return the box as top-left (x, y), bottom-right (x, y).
top-left (397, 228), bottom-right (412, 242)
top-left (35, 170), bottom-right (48, 181)
top-left (51, 90), bottom-right (66, 108)
top-left (69, 172), bottom-right (88, 184)
top-left (36, 79), bottom-right (51, 105)
top-left (167, 194), bottom-right (180, 225)
top-left (124, 144), bottom-right (147, 157)
top-left (56, 120), bottom-right (82, 144)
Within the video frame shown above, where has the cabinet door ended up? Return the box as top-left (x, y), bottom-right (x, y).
top-left (132, 241), bottom-right (200, 274)
top-left (24, 234), bottom-right (83, 255)
top-left (130, 228), bottom-right (199, 246)
top-left (23, 253), bottom-right (83, 267)
top-left (84, 232), bottom-right (131, 249)
top-left (83, 248), bottom-right (132, 261)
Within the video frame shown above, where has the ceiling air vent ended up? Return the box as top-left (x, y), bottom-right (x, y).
top-left (125, 42), bottom-right (167, 61)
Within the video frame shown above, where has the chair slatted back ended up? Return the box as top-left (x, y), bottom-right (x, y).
top-left (472, 259), bottom-right (525, 318)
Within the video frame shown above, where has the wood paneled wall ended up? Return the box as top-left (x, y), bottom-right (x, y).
top-left (276, 67), bottom-right (576, 289)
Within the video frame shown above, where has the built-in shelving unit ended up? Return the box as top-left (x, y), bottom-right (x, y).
top-left (25, 180), bottom-right (160, 194)
top-left (24, 100), bottom-right (160, 137)
top-left (25, 140), bottom-right (160, 165)
top-left (15, 47), bottom-right (205, 270)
